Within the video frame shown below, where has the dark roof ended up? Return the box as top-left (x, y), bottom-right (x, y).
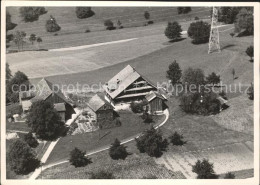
top-left (54, 103), bottom-right (66, 112)
top-left (87, 94), bottom-right (112, 112)
top-left (103, 65), bottom-right (157, 99)
top-left (30, 78), bottom-right (67, 103)
top-left (145, 91), bottom-right (167, 102)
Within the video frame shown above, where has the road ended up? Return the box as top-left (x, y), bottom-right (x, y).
top-left (29, 108), bottom-right (169, 179)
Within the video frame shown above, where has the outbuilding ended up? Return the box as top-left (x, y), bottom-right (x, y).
top-left (144, 91), bottom-right (167, 114)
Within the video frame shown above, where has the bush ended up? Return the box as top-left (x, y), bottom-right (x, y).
top-left (23, 132), bottom-right (39, 148)
top-left (169, 132), bottom-right (186, 146)
top-left (89, 170), bottom-right (115, 179)
top-left (19, 7), bottom-right (47, 22)
top-left (192, 159), bottom-right (219, 179)
top-left (144, 11), bottom-right (150, 20)
top-left (147, 20), bottom-right (154, 24)
top-left (85, 28), bottom-right (91, 33)
top-left (246, 45), bottom-right (254, 62)
top-left (224, 172), bottom-right (235, 179)
top-left (188, 21), bottom-right (211, 44)
top-left (142, 112), bottom-right (153, 123)
top-left (6, 11), bottom-right (17, 32)
top-left (166, 60), bottom-right (182, 86)
top-left (104, 19), bottom-right (115, 30)
top-left (182, 67), bottom-right (205, 87)
top-left (130, 101), bottom-right (144, 113)
top-left (109, 138), bottom-right (128, 160)
top-left (230, 32), bottom-right (235, 38)
top-left (8, 139), bottom-right (40, 175)
top-left (206, 72), bottom-right (220, 85)
top-left (194, 16), bottom-right (199, 20)
top-left (26, 101), bottom-right (65, 141)
top-left (45, 15), bottom-right (61, 32)
top-left (164, 21), bottom-right (182, 41)
top-left (7, 104), bottom-right (23, 115)
top-left (69, 147), bottom-right (92, 167)
top-left (136, 127), bottom-right (168, 157)
top-left (75, 7), bottom-right (95, 19)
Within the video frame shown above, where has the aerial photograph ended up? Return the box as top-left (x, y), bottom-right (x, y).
top-left (4, 4), bottom-right (255, 180)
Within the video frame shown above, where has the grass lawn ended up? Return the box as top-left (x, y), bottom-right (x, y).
top-left (39, 141), bottom-right (185, 179)
top-left (46, 111), bottom-right (165, 164)
top-left (7, 7), bottom-right (209, 50)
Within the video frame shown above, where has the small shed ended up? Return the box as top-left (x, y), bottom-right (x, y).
top-left (144, 91), bottom-right (167, 114)
top-left (217, 96), bottom-right (229, 111)
top-left (86, 94), bottom-right (114, 122)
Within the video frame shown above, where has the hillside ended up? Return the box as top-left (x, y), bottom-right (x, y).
top-left (6, 7), bottom-right (210, 50)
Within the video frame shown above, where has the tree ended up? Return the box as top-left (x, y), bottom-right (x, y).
top-left (109, 138), bottom-right (128, 160)
top-left (104, 19), bottom-right (115, 30)
top-left (6, 11), bottom-right (17, 32)
top-left (142, 112), bottom-right (153, 123)
top-left (89, 170), bottom-right (115, 179)
top-left (29, 34), bottom-right (37, 45)
top-left (69, 147), bottom-right (92, 167)
top-left (169, 132), bottom-right (186, 146)
top-left (177, 7), bottom-right (192, 14)
top-left (75, 7), bottom-right (95, 19)
top-left (224, 172), bottom-right (235, 179)
top-left (117, 20), bottom-right (123, 29)
top-left (230, 32), bottom-right (235, 38)
top-left (26, 100), bottom-right (65, 140)
top-left (188, 21), bottom-right (211, 44)
top-left (247, 83), bottom-right (254, 100)
top-left (23, 132), bottom-right (39, 148)
top-left (13, 31), bottom-right (27, 51)
top-left (218, 7), bottom-right (240, 24)
top-left (182, 67), bottom-right (205, 87)
top-left (19, 7), bottom-right (47, 22)
top-left (206, 72), bottom-right (220, 85)
top-left (164, 21), bottom-right (182, 41)
top-left (232, 68), bottom-right (235, 80)
top-left (36, 37), bottom-right (42, 49)
top-left (234, 8), bottom-right (253, 36)
top-left (144, 11), bottom-right (150, 20)
top-left (136, 127), bottom-right (168, 157)
top-left (6, 63), bottom-right (12, 81)
top-left (45, 15), bottom-right (61, 32)
top-left (7, 139), bottom-right (40, 175)
top-left (192, 159), bottom-right (219, 179)
top-left (166, 60), bottom-right (182, 86)
top-left (246, 45), bottom-right (254, 62)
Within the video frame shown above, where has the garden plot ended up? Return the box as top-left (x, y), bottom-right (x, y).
top-left (156, 141), bottom-right (254, 179)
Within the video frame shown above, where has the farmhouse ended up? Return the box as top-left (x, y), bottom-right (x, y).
top-left (144, 91), bottom-right (167, 114)
top-left (86, 94), bottom-right (114, 123)
top-left (19, 78), bottom-right (75, 122)
top-left (103, 65), bottom-right (159, 105)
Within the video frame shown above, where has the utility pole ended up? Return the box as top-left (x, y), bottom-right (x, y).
top-left (208, 7), bottom-right (221, 54)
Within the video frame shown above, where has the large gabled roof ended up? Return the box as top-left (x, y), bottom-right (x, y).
top-left (30, 78), bottom-right (67, 103)
top-left (103, 65), bottom-right (157, 99)
top-left (87, 94), bottom-right (112, 112)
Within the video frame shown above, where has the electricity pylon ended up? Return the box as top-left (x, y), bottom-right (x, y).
top-left (208, 7), bottom-right (221, 54)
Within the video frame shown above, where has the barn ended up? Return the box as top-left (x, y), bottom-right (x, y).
top-left (103, 65), bottom-right (158, 106)
top-left (19, 78), bottom-right (75, 122)
top-left (144, 91), bottom-right (167, 114)
top-left (86, 94), bottom-right (114, 123)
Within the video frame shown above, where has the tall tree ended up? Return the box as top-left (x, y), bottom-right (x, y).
top-left (7, 139), bottom-right (40, 175)
top-left (144, 11), bottom-right (150, 20)
top-left (136, 127), bottom-right (168, 157)
top-left (164, 21), bottom-right (182, 41)
top-left (109, 138), bottom-right (128, 160)
top-left (69, 147), bottom-right (92, 167)
top-left (166, 60), bottom-right (182, 86)
top-left (75, 7), bottom-right (95, 19)
top-left (6, 63), bottom-right (12, 81)
top-left (13, 31), bottom-right (27, 51)
top-left (234, 8), bottom-right (253, 36)
top-left (206, 72), bottom-right (220, 85)
top-left (26, 101), bottom-right (65, 140)
top-left (247, 83), bottom-right (254, 100)
top-left (45, 15), bottom-right (61, 32)
top-left (246, 45), bottom-right (254, 62)
top-left (192, 159), bottom-right (219, 179)
top-left (29, 34), bottom-right (37, 45)
top-left (19, 7), bottom-right (47, 22)
top-left (6, 11), bottom-right (17, 32)
top-left (188, 21), bottom-right (211, 44)
top-left (182, 67), bottom-right (205, 87)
